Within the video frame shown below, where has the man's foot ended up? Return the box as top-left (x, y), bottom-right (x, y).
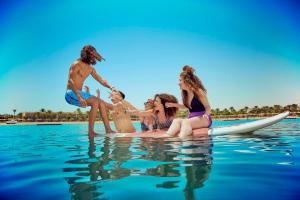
top-left (89, 130), bottom-right (102, 137)
top-left (105, 129), bottom-right (116, 134)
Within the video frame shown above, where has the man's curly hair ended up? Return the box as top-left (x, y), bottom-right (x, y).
top-left (80, 45), bottom-right (97, 65)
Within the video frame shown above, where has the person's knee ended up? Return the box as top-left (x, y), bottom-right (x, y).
top-left (90, 98), bottom-right (99, 108)
top-left (179, 126), bottom-right (192, 137)
top-left (173, 118), bottom-right (182, 124)
top-left (182, 119), bottom-right (191, 125)
top-left (98, 99), bottom-right (106, 107)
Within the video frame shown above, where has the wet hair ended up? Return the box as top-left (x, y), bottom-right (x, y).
top-left (180, 65), bottom-right (207, 108)
top-left (154, 93), bottom-right (178, 118)
top-left (80, 45), bottom-right (97, 65)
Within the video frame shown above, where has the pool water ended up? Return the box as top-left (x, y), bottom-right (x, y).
top-left (0, 119), bottom-right (300, 200)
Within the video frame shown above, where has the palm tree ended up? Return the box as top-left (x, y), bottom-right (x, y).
top-left (244, 106), bottom-right (249, 114)
top-left (252, 106), bottom-right (259, 114)
top-left (229, 107), bottom-right (236, 115)
top-left (76, 108), bottom-right (81, 113)
top-left (46, 110), bottom-right (52, 121)
top-left (13, 109), bottom-right (16, 119)
top-left (238, 107), bottom-right (247, 115)
top-left (261, 106), bottom-right (268, 113)
top-left (17, 113), bottom-right (23, 121)
top-left (273, 105), bottom-right (282, 113)
top-left (57, 111), bottom-right (63, 121)
top-left (40, 108), bottom-right (46, 113)
top-left (222, 108), bottom-right (230, 115)
top-left (290, 104), bottom-right (298, 112)
top-left (77, 108), bottom-right (81, 120)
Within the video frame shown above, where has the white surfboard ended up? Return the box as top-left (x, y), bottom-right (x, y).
top-left (208, 111), bottom-right (290, 135)
top-left (113, 112), bottom-right (290, 138)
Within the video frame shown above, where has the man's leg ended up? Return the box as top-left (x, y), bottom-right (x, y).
top-left (98, 99), bottom-right (114, 133)
top-left (85, 97), bottom-right (99, 135)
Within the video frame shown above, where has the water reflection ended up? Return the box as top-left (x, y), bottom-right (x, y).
top-left (63, 135), bottom-right (213, 199)
top-left (214, 129), bottom-right (297, 166)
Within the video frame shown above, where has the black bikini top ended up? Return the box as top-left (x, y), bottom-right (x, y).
top-left (189, 96), bottom-right (205, 112)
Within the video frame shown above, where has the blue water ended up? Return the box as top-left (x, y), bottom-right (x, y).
top-left (0, 119), bottom-right (300, 200)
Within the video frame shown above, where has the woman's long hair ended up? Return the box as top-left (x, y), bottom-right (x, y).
top-left (154, 93), bottom-right (178, 118)
top-left (79, 45), bottom-right (97, 65)
top-left (180, 65), bottom-right (207, 108)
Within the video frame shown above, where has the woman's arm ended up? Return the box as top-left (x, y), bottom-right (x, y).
top-left (126, 109), bottom-right (154, 117)
top-left (165, 102), bottom-right (187, 109)
top-left (195, 89), bottom-right (211, 114)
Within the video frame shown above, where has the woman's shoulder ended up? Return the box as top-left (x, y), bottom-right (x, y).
top-left (195, 88), bottom-right (206, 97)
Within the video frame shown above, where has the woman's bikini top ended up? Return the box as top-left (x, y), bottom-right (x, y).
top-left (189, 96), bottom-right (205, 112)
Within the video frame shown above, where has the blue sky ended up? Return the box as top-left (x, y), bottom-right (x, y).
top-left (0, 0), bottom-right (300, 114)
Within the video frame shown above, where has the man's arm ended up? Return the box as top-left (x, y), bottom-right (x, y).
top-left (91, 68), bottom-right (113, 90)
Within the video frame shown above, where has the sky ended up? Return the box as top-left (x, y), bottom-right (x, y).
top-left (0, 0), bottom-right (300, 114)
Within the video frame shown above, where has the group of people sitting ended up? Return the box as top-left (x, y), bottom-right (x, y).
top-left (65, 45), bottom-right (212, 138)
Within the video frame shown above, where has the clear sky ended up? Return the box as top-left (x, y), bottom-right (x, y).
top-left (1, 0), bottom-right (300, 114)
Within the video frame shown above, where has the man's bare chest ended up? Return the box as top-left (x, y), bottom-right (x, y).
top-left (76, 66), bottom-right (91, 79)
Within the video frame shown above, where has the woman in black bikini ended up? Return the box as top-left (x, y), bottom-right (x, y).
top-left (166, 65), bottom-right (212, 138)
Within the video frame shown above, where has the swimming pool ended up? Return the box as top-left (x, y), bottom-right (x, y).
top-left (0, 119), bottom-right (299, 200)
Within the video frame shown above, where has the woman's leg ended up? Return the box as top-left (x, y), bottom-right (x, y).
top-left (179, 119), bottom-right (192, 138)
top-left (179, 117), bottom-right (209, 138)
top-left (166, 118), bottom-right (183, 136)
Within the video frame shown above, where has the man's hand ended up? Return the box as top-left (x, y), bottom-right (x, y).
top-left (84, 86), bottom-right (90, 94)
top-left (110, 86), bottom-right (116, 91)
top-left (79, 97), bottom-right (87, 107)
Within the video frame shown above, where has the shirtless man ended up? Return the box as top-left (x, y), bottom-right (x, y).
top-left (104, 90), bottom-right (138, 133)
top-left (65, 45), bottom-right (114, 135)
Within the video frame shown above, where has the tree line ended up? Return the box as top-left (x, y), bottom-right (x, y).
top-left (0, 104), bottom-right (299, 122)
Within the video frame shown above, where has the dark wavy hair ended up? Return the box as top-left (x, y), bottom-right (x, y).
top-left (180, 65), bottom-right (207, 108)
top-left (80, 45), bottom-right (97, 65)
top-left (154, 93), bottom-right (178, 118)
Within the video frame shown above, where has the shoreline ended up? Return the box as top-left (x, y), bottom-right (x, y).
top-left (0, 121), bottom-right (139, 126)
top-left (0, 116), bottom-right (298, 126)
